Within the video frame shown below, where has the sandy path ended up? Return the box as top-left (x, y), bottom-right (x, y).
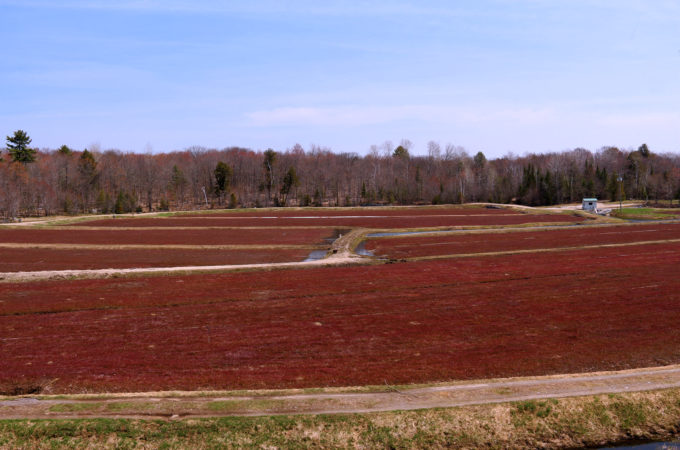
top-left (2, 365), bottom-right (680, 419)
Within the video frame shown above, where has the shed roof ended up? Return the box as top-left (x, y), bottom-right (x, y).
top-left (583, 198), bottom-right (598, 202)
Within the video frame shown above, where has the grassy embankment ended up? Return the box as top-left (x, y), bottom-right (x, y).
top-left (2, 389), bottom-right (680, 448)
top-left (611, 207), bottom-right (680, 220)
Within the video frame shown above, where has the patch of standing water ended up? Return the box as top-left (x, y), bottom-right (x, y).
top-left (601, 441), bottom-right (680, 449)
top-left (303, 229), bottom-right (349, 261)
top-left (354, 241), bottom-right (374, 257)
top-left (304, 250), bottom-right (328, 262)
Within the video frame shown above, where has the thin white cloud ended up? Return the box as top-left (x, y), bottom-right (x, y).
top-left (244, 104), bottom-right (556, 128)
top-left (596, 111), bottom-right (680, 128)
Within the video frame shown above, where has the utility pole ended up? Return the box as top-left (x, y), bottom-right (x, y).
top-left (617, 176), bottom-right (623, 212)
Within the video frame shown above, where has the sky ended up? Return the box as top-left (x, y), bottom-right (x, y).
top-left (0, 0), bottom-right (679, 157)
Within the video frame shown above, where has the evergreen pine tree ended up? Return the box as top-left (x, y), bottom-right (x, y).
top-left (6, 130), bottom-right (36, 163)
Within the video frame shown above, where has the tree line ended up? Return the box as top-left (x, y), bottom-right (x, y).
top-left (2, 130), bottom-right (680, 219)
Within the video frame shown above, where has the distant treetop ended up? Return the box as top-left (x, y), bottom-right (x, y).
top-left (6, 129), bottom-right (36, 163)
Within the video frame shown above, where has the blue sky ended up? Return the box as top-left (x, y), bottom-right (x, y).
top-left (1, 0), bottom-right (678, 157)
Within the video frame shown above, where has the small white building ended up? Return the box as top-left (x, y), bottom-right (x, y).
top-left (582, 198), bottom-right (598, 212)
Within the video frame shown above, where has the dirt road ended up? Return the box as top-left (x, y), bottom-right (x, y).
top-left (2, 365), bottom-right (680, 419)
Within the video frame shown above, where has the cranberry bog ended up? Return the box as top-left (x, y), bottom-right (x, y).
top-left (0, 248), bottom-right (313, 272)
top-left (0, 205), bottom-right (584, 273)
top-left (73, 205), bottom-right (585, 229)
top-left (3, 205), bottom-right (676, 396)
top-left (2, 237), bottom-right (680, 394)
top-left (365, 223), bottom-right (680, 259)
top-left (0, 227), bottom-right (337, 246)
top-left (0, 226), bottom-right (338, 272)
